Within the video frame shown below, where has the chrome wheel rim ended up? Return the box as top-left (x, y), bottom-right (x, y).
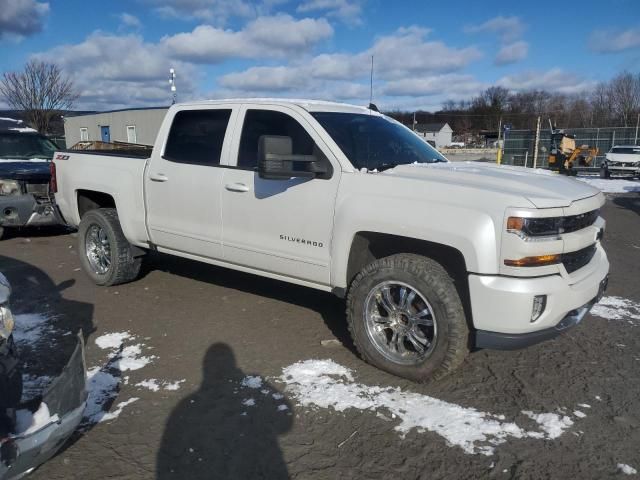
top-left (364, 281), bottom-right (438, 365)
top-left (85, 224), bottom-right (111, 275)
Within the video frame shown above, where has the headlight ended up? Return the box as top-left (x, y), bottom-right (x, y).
top-left (507, 216), bottom-right (563, 238)
top-left (507, 210), bottom-right (599, 239)
top-left (0, 304), bottom-right (15, 339)
top-left (0, 179), bottom-right (21, 196)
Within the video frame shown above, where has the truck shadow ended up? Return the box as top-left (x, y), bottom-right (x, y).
top-left (612, 194), bottom-right (640, 216)
top-left (140, 252), bottom-right (355, 353)
top-left (157, 343), bottom-right (292, 479)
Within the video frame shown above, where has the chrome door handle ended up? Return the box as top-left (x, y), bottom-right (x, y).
top-left (225, 183), bottom-right (250, 192)
top-left (149, 173), bottom-right (168, 182)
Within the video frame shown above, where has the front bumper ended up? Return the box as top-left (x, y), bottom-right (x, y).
top-left (469, 245), bottom-right (609, 349)
top-left (0, 195), bottom-right (60, 228)
top-left (1, 334), bottom-right (86, 479)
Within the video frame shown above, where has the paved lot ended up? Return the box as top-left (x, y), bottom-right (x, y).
top-left (1, 193), bottom-right (639, 479)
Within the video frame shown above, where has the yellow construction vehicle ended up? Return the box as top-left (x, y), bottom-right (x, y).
top-left (547, 129), bottom-right (599, 175)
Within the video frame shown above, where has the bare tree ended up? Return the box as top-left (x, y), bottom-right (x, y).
top-left (608, 71), bottom-right (640, 127)
top-left (0, 60), bottom-right (78, 134)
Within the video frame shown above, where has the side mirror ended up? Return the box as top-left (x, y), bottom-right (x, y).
top-left (258, 135), bottom-right (328, 180)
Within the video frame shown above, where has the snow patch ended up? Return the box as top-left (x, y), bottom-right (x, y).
top-left (241, 376), bottom-right (263, 389)
top-left (242, 398), bottom-right (256, 407)
top-left (14, 402), bottom-right (59, 436)
top-left (280, 359), bottom-right (579, 456)
top-left (590, 296), bottom-right (640, 323)
top-left (21, 374), bottom-right (53, 402)
top-left (618, 464), bottom-right (638, 475)
top-left (136, 379), bottom-right (160, 392)
top-left (13, 313), bottom-right (54, 346)
top-left (83, 366), bottom-right (121, 425)
top-left (100, 398), bottom-right (139, 422)
top-left (95, 332), bottom-right (132, 349)
top-left (576, 177), bottom-right (640, 194)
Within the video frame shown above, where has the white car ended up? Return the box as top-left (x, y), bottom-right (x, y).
top-left (52, 99), bottom-right (609, 382)
top-left (601, 145), bottom-right (640, 178)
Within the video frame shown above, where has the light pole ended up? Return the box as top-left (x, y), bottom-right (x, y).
top-left (169, 68), bottom-right (177, 105)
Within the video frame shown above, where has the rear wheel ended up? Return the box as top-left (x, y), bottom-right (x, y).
top-left (347, 254), bottom-right (469, 382)
top-left (78, 208), bottom-right (141, 286)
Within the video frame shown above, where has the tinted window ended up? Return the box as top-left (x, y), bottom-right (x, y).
top-left (164, 109), bottom-right (231, 165)
top-left (238, 110), bottom-right (315, 169)
top-left (0, 133), bottom-right (57, 160)
top-left (312, 112), bottom-right (447, 171)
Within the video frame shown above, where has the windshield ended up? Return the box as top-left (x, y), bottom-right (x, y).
top-left (311, 112), bottom-right (447, 171)
top-left (611, 147), bottom-right (640, 154)
top-left (0, 133), bottom-right (57, 160)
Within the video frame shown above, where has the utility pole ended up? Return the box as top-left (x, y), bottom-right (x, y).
top-left (169, 68), bottom-right (177, 105)
top-left (635, 113), bottom-right (639, 144)
top-left (533, 116), bottom-right (541, 168)
top-left (496, 116), bottom-right (502, 164)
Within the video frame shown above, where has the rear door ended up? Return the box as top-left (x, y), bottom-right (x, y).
top-left (220, 105), bottom-right (340, 285)
top-left (145, 105), bottom-right (238, 259)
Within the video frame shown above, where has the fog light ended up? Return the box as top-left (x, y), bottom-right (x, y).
top-left (531, 295), bottom-right (547, 322)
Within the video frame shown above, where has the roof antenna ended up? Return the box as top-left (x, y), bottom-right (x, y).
top-left (368, 55), bottom-right (378, 112)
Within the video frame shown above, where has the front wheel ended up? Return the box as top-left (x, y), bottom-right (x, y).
top-left (78, 208), bottom-right (141, 286)
top-left (600, 166), bottom-right (611, 179)
top-left (346, 254), bottom-right (469, 382)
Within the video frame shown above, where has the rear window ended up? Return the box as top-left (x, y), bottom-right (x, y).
top-left (164, 109), bottom-right (231, 166)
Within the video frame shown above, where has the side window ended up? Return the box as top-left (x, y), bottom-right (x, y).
top-left (164, 109), bottom-right (232, 166)
top-left (238, 109), bottom-right (316, 169)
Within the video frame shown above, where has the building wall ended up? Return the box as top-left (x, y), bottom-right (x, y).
top-left (419, 129), bottom-right (453, 148)
top-left (64, 108), bottom-right (169, 147)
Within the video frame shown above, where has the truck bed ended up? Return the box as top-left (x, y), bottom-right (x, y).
top-left (53, 151), bottom-right (151, 246)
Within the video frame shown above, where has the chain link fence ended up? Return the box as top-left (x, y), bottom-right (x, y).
top-left (501, 127), bottom-right (639, 168)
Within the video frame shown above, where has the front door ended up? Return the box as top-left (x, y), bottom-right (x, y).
top-left (144, 106), bottom-right (238, 260)
top-left (221, 106), bottom-right (340, 285)
top-left (100, 126), bottom-right (110, 143)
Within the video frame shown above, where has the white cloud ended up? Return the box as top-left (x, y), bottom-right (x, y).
top-left (368, 26), bottom-right (482, 79)
top-left (464, 15), bottom-right (526, 43)
top-left (495, 41), bottom-right (528, 65)
top-left (297, 0), bottom-right (363, 24)
top-left (216, 26), bottom-right (483, 102)
top-left (119, 13), bottom-right (142, 30)
top-left (589, 27), bottom-right (640, 53)
top-left (0, 0), bottom-right (49, 40)
top-left (33, 32), bottom-right (198, 110)
top-left (497, 68), bottom-right (596, 94)
top-left (162, 15), bottom-right (333, 63)
top-left (148, 0), bottom-right (255, 23)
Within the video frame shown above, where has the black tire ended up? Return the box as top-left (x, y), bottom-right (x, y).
top-left (346, 253), bottom-right (469, 382)
top-left (78, 208), bottom-right (141, 286)
top-left (599, 167), bottom-right (610, 179)
top-left (0, 226), bottom-right (4, 241)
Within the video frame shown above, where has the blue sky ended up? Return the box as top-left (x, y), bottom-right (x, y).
top-left (1, 0), bottom-right (638, 111)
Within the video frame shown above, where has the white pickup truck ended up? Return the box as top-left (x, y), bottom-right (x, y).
top-left (53, 99), bottom-right (609, 382)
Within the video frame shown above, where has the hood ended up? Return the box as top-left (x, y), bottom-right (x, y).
top-left (385, 162), bottom-right (601, 208)
top-left (0, 160), bottom-right (51, 182)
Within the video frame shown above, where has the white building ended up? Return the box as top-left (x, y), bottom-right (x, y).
top-left (414, 122), bottom-right (453, 148)
top-left (63, 107), bottom-right (169, 147)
